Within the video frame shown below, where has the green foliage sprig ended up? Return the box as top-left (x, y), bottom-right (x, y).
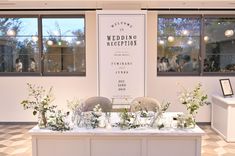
top-left (118, 108), bottom-right (140, 129)
top-left (47, 110), bottom-right (70, 131)
top-left (160, 102), bottom-right (170, 113)
top-left (83, 104), bottom-right (103, 129)
top-left (90, 104), bottom-right (102, 129)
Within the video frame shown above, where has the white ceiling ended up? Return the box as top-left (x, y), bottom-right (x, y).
top-left (0, 0), bottom-right (235, 9)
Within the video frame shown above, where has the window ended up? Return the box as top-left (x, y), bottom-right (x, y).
top-left (204, 16), bottom-right (235, 74)
top-left (42, 17), bottom-right (85, 76)
top-left (158, 15), bottom-right (235, 76)
top-left (0, 15), bottom-right (85, 76)
top-left (0, 17), bottom-right (39, 75)
top-left (157, 16), bottom-right (201, 75)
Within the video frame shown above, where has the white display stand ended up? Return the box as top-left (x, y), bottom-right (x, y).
top-left (29, 113), bottom-right (204, 156)
top-left (212, 95), bottom-right (235, 142)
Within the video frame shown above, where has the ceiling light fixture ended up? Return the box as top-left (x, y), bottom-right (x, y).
top-left (204, 36), bottom-right (209, 42)
top-left (225, 29), bottom-right (234, 37)
top-left (168, 36), bottom-right (174, 42)
top-left (7, 29), bottom-right (16, 36)
top-left (47, 40), bottom-right (53, 46)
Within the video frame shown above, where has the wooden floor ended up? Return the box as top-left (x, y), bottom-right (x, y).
top-left (0, 124), bottom-right (235, 156)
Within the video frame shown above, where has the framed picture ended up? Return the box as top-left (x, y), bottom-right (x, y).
top-left (219, 79), bottom-right (233, 97)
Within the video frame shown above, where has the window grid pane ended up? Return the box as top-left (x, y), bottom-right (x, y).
top-left (157, 16), bottom-right (201, 75)
top-left (42, 17), bottom-right (85, 75)
top-left (204, 17), bottom-right (235, 73)
top-left (0, 18), bottom-right (39, 73)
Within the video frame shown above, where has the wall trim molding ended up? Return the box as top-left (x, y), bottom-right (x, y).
top-left (196, 122), bottom-right (211, 125)
top-left (0, 122), bottom-right (37, 125)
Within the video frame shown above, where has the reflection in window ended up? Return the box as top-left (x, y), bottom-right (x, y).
top-left (42, 17), bottom-right (85, 75)
top-left (0, 18), bottom-right (39, 73)
top-left (157, 16), bottom-right (200, 74)
top-left (204, 17), bottom-right (235, 73)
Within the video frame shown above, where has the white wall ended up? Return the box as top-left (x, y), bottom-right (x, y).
top-left (0, 11), bottom-right (232, 122)
top-left (0, 12), bottom-right (97, 122)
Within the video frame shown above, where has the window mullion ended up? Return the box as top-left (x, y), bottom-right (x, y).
top-left (38, 15), bottom-right (43, 76)
top-left (200, 15), bottom-right (205, 76)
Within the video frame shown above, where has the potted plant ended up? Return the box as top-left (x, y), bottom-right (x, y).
top-left (178, 83), bottom-right (209, 128)
top-left (21, 83), bottom-right (56, 128)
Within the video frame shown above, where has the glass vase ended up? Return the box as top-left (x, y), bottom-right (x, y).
top-left (38, 112), bottom-right (47, 128)
top-left (150, 112), bottom-right (163, 128)
top-left (185, 114), bottom-right (196, 129)
top-left (176, 114), bottom-right (196, 129)
top-left (176, 114), bottom-right (186, 129)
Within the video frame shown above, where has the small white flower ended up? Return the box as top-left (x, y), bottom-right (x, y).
top-left (186, 97), bottom-right (192, 101)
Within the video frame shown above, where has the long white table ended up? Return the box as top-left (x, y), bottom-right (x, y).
top-left (29, 113), bottom-right (204, 156)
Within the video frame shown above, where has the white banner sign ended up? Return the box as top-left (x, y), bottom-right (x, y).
top-left (97, 11), bottom-right (146, 105)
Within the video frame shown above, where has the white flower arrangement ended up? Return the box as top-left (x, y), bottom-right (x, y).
top-left (177, 83), bottom-right (210, 128)
top-left (21, 83), bottom-right (56, 128)
top-left (83, 104), bottom-right (103, 129)
top-left (67, 98), bottom-right (81, 112)
top-left (178, 83), bottom-right (209, 115)
top-left (67, 98), bottom-right (85, 128)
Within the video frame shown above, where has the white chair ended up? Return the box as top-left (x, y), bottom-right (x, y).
top-left (82, 96), bottom-right (112, 112)
top-left (130, 97), bottom-right (161, 112)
